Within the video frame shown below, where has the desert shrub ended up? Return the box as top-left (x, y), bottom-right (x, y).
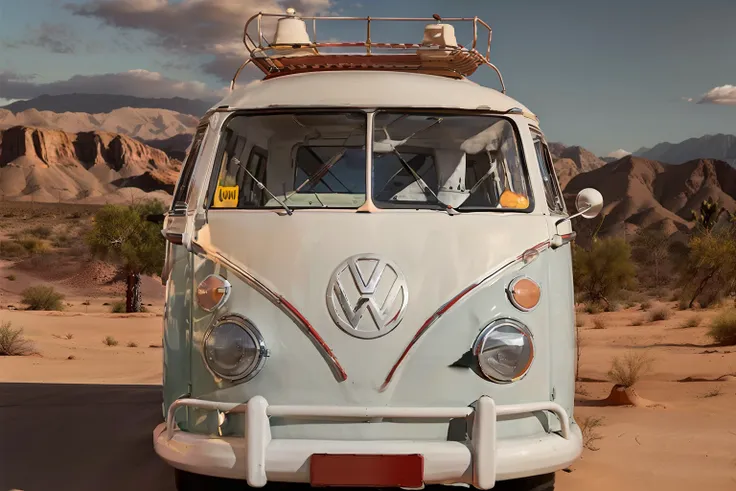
top-left (64, 333), bottom-right (74, 340)
top-left (678, 228), bottom-right (736, 309)
top-left (584, 302), bottom-right (603, 314)
top-left (21, 285), bottom-right (65, 311)
top-left (608, 350), bottom-right (654, 387)
top-left (127, 341), bottom-right (138, 348)
top-left (648, 306), bottom-right (672, 322)
top-left (17, 236), bottom-right (50, 255)
top-left (579, 416), bottom-right (605, 451)
top-left (708, 309), bottom-right (736, 346)
top-left (680, 316), bottom-right (702, 328)
top-left (28, 226), bottom-right (52, 239)
top-left (575, 317), bottom-right (585, 328)
top-left (592, 316), bottom-right (606, 329)
top-left (0, 240), bottom-right (26, 258)
top-left (103, 336), bottom-right (118, 347)
top-left (678, 299), bottom-right (690, 310)
top-left (640, 300), bottom-right (652, 311)
top-left (573, 238), bottom-right (636, 309)
top-left (52, 234), bottom-right (72, 248)
top-left (6, 274), bottom-right (16, 281)
top-left (631, 318), bottom-right (644, 326)
top-left (111, 300), bottom-right (126, 313)
top-left (0, 321), bottom-right (37, 356)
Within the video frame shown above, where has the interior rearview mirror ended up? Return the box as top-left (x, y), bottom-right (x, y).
top-left (575, 188), bottom-right (604, 219)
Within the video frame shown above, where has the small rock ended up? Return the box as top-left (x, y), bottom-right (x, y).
top-left (67, 355), bottom-right (76, 360)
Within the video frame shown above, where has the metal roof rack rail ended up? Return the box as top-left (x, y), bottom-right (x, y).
top-left (231, 11), bottom-right (506, 94)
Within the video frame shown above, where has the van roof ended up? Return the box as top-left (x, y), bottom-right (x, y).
top-left (214, 71), bottom-right (535, 118)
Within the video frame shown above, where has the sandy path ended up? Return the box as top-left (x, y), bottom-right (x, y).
top-left (0, 310), bottom-right (164, 385)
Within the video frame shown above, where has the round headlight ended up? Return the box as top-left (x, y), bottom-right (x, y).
top-left (472, 318), bottom-right (534, 384)
top-left (203, 316), bottom-right (267, 381)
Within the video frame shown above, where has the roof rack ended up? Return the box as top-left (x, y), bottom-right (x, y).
top-left (231, 11), bottom-right (506, 93)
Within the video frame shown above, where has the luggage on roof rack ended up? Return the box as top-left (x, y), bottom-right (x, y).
top-left (230, 10), bottom-right (506, 93)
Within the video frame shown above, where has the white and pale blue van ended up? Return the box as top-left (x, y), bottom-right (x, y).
top-left (153, 10), bottom-right (603, 491)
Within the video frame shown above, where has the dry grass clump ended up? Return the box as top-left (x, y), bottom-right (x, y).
top-left (640, 300), bottom-right (652, 311)
top-left (579, 415), bottom-right (605, 451)
top-left (575, 317), bottom-right (585, 328)
top-left (708, 309), bottom-right (736, 346)
top-left (21, 285), bottom-right (65, 311)
top-left (608, 350), bottom-right (654, 387)
top-left (680, 315), bottom-right (702, 328)
top-left (126, 341), bottom-right (138, 348)
top-left (592, 316), bottom-right (606, 330)
top-left (102, 336), bottom-right (118, 347)
top-left (0, 321), bottom-right (37, 356)
top-left (648, 306), bottom-right (672, 322)
top-left (631, 318), bottom-right (644, 326)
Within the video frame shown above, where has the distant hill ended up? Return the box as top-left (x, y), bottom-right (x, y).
top-left (549, 143), bottom-right (606, 189)
top-left (0, 107), bottom-right (197, 141)
top-left (563, 156), bottom-right (736, 240)
top-left (141, 133), bottom-right (194, 160)
top-left (633, 134), bottom-right (736, 167)
top-left (0, 125), bottom-right (180, 204)
top-left (2, 94), bottom-right (213, 118)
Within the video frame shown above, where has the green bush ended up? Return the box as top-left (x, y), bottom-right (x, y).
top-left (573, 238), bottom-right (636, 308)
top-left (708, 309), bottom-right (736, 346)
top-left (21, 285), bottom-right (65, 311)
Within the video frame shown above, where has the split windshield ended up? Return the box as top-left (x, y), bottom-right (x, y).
top-left (208, 111), bottom-right (531, 212)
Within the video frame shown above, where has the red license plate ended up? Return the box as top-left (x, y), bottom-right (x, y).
top-left (309, 453), bottom-right (424, 487)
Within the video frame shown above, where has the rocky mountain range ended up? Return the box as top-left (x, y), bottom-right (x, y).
top-left (0, 125), bottom-right (180, 204)
top-left (2, 94), bottom-right (213, 118)
top-left (563, 156), bottom-right (736, 240)
top-left (634, 133), bottom-right (736, 167)
top-left (0, 108), bottom-right (199, 142)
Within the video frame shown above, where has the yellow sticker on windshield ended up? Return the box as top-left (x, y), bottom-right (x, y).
top-left (214, 186), bottom-right (239, 207)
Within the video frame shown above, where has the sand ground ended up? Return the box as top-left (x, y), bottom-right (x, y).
top-left (1, 301), bottom-right (735, 490)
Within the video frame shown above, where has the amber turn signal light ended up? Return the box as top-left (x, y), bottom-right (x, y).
top-left (196, 275), bottom-right (231, 312)
top-left (507, 277), bottom-right (540, 312)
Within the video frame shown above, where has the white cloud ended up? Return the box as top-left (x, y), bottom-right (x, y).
top-left (0, 69), bottom-right (226, 101)
top-left (697, 85), bottom-right (736, 106)
top-left (68, 0), bottom-right (333, 81)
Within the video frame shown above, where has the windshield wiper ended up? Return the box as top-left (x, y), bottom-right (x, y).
top-left (230, 157), bottom-right (293, 215)
top-left (391, 148), bottom-right (459, 216)
top-left (286, 149), bottom-right (347, 201)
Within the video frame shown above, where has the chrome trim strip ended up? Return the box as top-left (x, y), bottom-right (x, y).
top-left (190, 239), bottom-right (348, 382)
top-left (380, 240), bottom-right (550, 391)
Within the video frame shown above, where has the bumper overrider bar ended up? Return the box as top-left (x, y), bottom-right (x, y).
top-left (153, 396), bottom-right (582, 489)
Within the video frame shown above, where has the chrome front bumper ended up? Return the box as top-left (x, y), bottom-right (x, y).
top-left (153, 396), bottom-right (582, 489)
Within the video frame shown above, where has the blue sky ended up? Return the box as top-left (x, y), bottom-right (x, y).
top-left (1, 0), bottom-right (735, 156)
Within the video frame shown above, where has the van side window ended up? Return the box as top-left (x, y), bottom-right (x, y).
top-left (532, 132), bottom-right (566, 214)
top-left (172, 124), bottom-right (207, 210)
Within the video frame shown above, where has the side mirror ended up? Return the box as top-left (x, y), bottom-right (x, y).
top-left (551, 188), bottom-right (604, 249)
top-left (575, 188), bottom-right (604, 219)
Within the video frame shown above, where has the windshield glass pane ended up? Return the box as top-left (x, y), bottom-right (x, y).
top-left (372, 112), bottom-right (532, 211)
top-left (209, 112), bottom-right (367, 209)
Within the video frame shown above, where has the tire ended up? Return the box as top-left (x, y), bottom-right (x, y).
top-left (174, 469), bottom-right (250, 491)
top-left (491, 472), bottom-right (555, 491)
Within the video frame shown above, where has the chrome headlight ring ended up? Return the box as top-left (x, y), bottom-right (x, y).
top-left (201, 314), bottom-right (268, 382)
top-left (472, 318), bottom-right (535, 384)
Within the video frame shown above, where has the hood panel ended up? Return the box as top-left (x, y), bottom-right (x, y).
top-left (192, 211), bottom-right (552, 405)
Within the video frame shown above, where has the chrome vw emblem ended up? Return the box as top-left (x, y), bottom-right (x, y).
top-left (326, 254), bottom-right (409, 339)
